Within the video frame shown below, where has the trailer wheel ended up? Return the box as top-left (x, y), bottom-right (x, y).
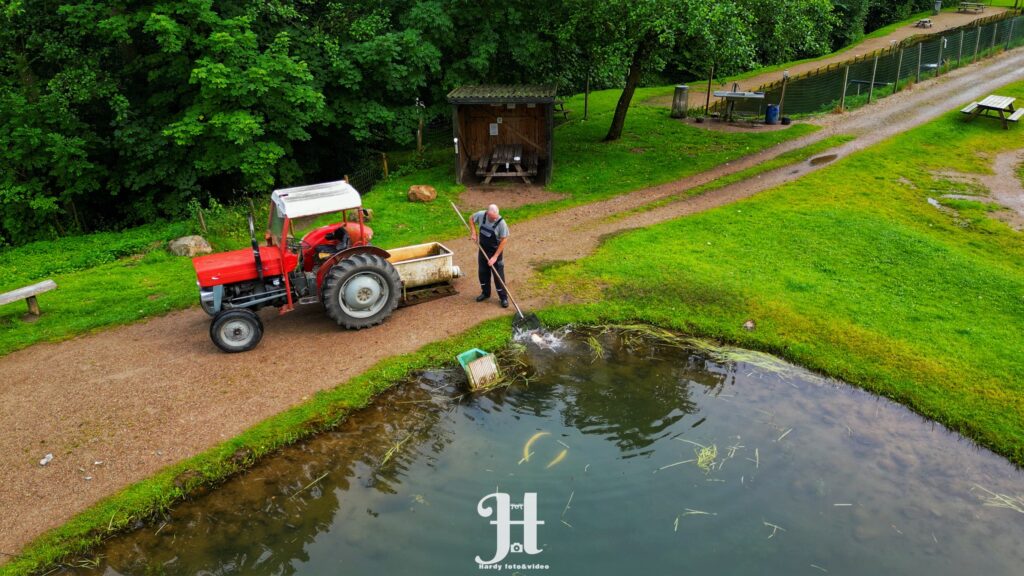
top-left (322, 253), bottom-right (401, 329)
top-left (210, 309), bottom-right (263, 353)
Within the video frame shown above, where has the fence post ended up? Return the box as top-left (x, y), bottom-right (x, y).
top-left (991, 22), bottom-right (999, 53)
top-left (936, 36), bottom-right (945, 76)
top-left (840, 65), bottom-right (850, 110)
top-left (894, 48), bottom-right (905, 92)
top-left (916, 43), bottom-right (923, 83)
top-left (778, 71), bottom-right (789, 118)
top-left (381, 152), bottom-right (389, 180)
top-left (974, 25), bottom-right (982, 62)
top-left (867, 52), bottom-right (879, 104)
top-left (1007, 19), bottom-right (1015, 50)
top-left (958, 30), bottom-right (965, 66)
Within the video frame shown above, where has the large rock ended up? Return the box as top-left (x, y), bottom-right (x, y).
top-left (407, 185), bottom-right (437, 203)
top-left (168, 235), bottom-right (213, 257)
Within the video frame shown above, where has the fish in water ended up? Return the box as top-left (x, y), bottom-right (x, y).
top-left (522, 431), bottom-right (549, 463)
top-left (527, 331), bottom-right (563, 350)
top-left (546, 448), bottom-right (568, 469)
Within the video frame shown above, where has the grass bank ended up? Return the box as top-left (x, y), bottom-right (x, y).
top-left (0, 86), bottom-right (816, 357)
top-left (0, 317), bottom-right (513, 576)
top-left (539, 79), bottom-right (1024, 467)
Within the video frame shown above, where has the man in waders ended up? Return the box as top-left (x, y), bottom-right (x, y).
top-left (469, 204), bottom-right (510, 308)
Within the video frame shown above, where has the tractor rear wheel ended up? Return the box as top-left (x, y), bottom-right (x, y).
top-left (210, 309), bottom-right (263, 353)
top-left (322, 253), bottom-right (401, 329)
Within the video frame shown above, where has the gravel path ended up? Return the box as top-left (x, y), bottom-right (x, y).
top-left (2, 47), bottom-right (1023, 561)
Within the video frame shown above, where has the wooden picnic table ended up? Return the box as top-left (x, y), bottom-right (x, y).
top-left (712, 90), bottom-right (766, 122)
top-left (915, 18), bottom-right (933, 29)
top-left (959, 2), bottom-right (985, 13)
top-left (476, 144), bottom-right (537, 184)
top-left (961, 95), bottom-right (1023, 130)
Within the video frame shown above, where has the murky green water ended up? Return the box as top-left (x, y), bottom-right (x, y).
top-left (68, 328), bottom-right (1024, 575)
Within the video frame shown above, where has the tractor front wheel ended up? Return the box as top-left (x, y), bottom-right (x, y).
top-left (322, 253), bottom-right (401, 329)
top-left (210, 309), bottom-right (264, 353)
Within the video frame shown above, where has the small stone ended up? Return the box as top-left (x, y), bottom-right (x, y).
top-left (407, 185), bottom-right (437, 203)
top-left (168, 235), bottom-right (212, 256)
top-left (743, 319), bottom-right (756, 331)
top-left (39, 453), bottom-right (53, 466)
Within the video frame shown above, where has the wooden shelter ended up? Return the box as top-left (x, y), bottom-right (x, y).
top-left (447, 85), bottom-right (556, 185)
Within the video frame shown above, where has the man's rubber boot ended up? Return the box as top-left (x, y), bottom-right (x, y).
top-left (500, 299), bottom-right (509, 308)
top-left (476, 294), bottom-right (490, 302)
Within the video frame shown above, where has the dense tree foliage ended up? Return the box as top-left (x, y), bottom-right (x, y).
top-left (0, 0), bottom-right (945, 244)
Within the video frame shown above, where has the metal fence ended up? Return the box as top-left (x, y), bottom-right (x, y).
top-left (726, 11), bottom-right (1024, 118)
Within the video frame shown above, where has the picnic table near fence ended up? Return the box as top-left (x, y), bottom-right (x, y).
top-left (712, 90), bottom-right (766, 122)
top-left (959, 2), bottom-right (985, 14)
top-left (961, 95), bottom-right (1022, 129)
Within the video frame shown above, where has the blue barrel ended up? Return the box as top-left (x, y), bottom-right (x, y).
top-left (765, 104), bottom-right (780, 125)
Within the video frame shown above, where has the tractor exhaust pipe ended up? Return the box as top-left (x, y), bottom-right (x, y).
top-left (248, 213), bottom-right (265, 286)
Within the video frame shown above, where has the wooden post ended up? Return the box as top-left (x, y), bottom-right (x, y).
top-left (936, 36), bottom-right (945, 76)
top-left (584, 72), bottom-right (590, 120)
top-left (381, 152), bottom-right (389, 179)
top-left (197, 207), bottom-right (208, 234)
top-left (916, 43), bottom-right (923, 83)
top-left (704, 63), bottom-right (714, 116)
top-left (974, 25), bottom-right (982, 62)
top-left (778, 72), bottom-right (789, 118)
top-left (894, 48), bottom-right (904, 92)
top-left (26, 296), bottom-right (40, 316)
top-left (344, 174), bottom-right (350, 183)
top-left (840, 65), bottom-right (850, 110)
top-left (991, 22), bottom-right (999, 53)
top-left (958, 30), bottom-right (965, 67)
top-left (1007, 18), bottom-right (1015, 50)
top-left (867, 52), bottom-right (879, 104)
top-left (416, 118), bottom-right (423, 153)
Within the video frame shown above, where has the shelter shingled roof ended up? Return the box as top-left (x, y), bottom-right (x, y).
top-left (446, 84), bottom-right (557, 105)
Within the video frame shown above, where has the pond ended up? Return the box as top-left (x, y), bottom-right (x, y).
top-left (67, 327), bottom-right (1024, 575)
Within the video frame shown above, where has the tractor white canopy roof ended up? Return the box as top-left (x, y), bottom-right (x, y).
top-left (270, 180), bottom-right (362, 218)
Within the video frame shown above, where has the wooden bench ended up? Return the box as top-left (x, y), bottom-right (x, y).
top-left (959, 2), bottom-right (984, 13)
top-left (1008, 109), bottom-right (1024, 123)
top-left (961, 102), bottom-right (979, 114)
top-left (554, 100), bottom-right (571, 120)
top-left (0, 279), bottom-right (57, 317)
top-left (915, 18), bottom-right (933, 28)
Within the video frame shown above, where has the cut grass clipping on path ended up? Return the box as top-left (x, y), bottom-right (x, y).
top-left (0, 85), bottom-right (815, 357)
top-left (539, 79), bottom-right (1024, 467)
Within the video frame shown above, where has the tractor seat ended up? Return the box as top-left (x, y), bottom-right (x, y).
top-left (313, 226), bottom-right (350, 260)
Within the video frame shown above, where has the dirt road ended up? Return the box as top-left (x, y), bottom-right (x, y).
top-left (2, 47), bottom-right (1023, 560)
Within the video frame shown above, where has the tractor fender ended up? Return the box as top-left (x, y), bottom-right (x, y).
top-left (315, 245), bottom-right (392, 290)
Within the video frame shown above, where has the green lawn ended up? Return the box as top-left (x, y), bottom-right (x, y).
top-left (362, 87), bottom-right (816, 249)
top-left (538, 79), bottom-right (1024, 466)
top-left (0, 86), bottom-right (816, 356)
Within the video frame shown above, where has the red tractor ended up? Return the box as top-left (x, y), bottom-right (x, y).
top-left (192, 181), bottom-right (460, 352)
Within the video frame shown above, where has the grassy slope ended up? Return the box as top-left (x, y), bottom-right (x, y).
top-left (0, 87), bottom-right (815, 356)
top-left (539, 79), bottom-right (1024, 466)
top-left (361, 87), bottom-right (815, 249)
